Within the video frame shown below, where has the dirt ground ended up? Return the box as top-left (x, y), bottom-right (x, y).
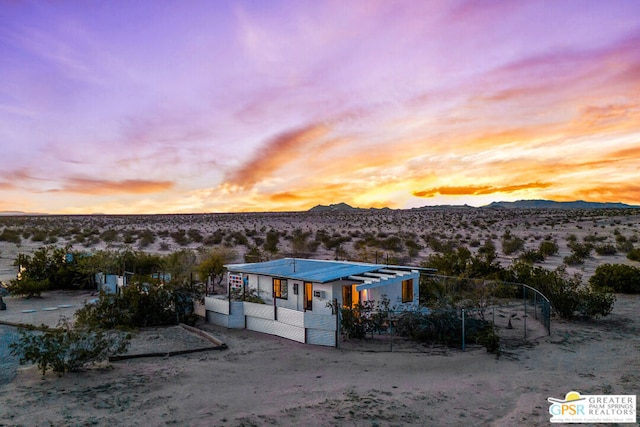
top-left (0, 291), bottom-right (638, 426)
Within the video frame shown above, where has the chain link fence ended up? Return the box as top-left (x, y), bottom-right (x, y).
top-left (337, 275), bottom-right (550, 353)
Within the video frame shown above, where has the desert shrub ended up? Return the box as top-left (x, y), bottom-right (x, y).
top-left (564, 241), bottom-right (593, 265)
top-left (379, 236), bottom-right (403, 252)
top-left (171, 229), bottom-right (190, 246)
top-left (538, 240), bottom-right (559, 257)
top-left (518, 249), bottom-right (544, 264)
top-left (122, 231), bottom-right (136, 244)
top-left (335, 298), bottom-right (391, 339)
top-left (198, 248), bottom-right (233, 291)
top-left (504, 262), bottom-right (614, 319)
top-left (231, 231), bottom-right (249, 246)
top-left (578, 289), bottom-right (616, 318)
top-left (627, 247), bottom-right (640, 262)
top-left (138, 230), bottom-right (156, 248)
top-left (204, 230), bottom-right (224, 245)
top-left (10, 247), bottom-right (94, 294)
top-left (405, 238), bottom-right (423, 258)
top-left (589, 264), bottom-right (640, 293)
top-left (501, 232), bottom-right (524, 255)
top-left (0, 228), bottom-right (22, 244)
top-left (7, 276), bottom-right (50, 298)
top-left (425, 247), bottom-right (472, 277)
top-left (291, 229), bottom-right (312, 254)
top-left (264, 231), bottom-right (280, 253)
top-left (583, 233), bottom-right (606, 243)
top-left (75, 279), bottom-right (183, 329)
top-left (426, 236), bottom-right (457, 253)
top-left (394, 310), bottom-right (499, 353)
top-left (244, 245), bottom-right (263, 263)
top-left (594, 244), bottom-right (616, 256)
top-left (99, 229), bottom-right (120, 243)
top-left (9, 320), bottom-right (130, 376)
top-left (30, 229), bottom-right (48, 242)
top-left (187, 229), bottom-right (204, 243)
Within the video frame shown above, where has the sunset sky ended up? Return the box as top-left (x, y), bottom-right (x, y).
top-left (1, 1), bottom-right (639, 214)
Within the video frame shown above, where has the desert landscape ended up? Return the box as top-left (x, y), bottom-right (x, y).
top-left (1, 206), bottom-right (639, 426)
top-left (2, 205), bottom-right (639, 283)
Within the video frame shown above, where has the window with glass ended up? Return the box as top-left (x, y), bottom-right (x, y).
top-left (273, 278), bottom-right (288, 299)
top-left (402, 279), bottom-right (414, 303)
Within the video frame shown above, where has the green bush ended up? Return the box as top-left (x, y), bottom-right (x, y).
top-left (594, 244), bottom-right (617, 256)
top-left (578, 289), bottom-right (616, 318)
top-left (502, 235), bottom-right (525, 255)
top-left (394, 310), bottom-right (499, 353)
top-left (538, 240), bottom-right (559, 257)
top-left (7, 276), bottom-right (50, 298)
top-left (518, 249), bottom-right (544, 264)
top-left (504, 262), bottom-right (614, 319)
top-left (589, 264), bottom-right (640, 293)
top-left (627, 247), bottom-right (640, 262)
top-left (9, 320), bottom-right (130, 376)
top-left (75, 278), bottom-right (188, 329)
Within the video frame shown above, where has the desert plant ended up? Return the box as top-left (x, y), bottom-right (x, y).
top-left (504, 262), bottom-right (614, 319)
top-left (264, 231), bottom-right (280, 253)
top-left (627, 247), bottom-right (640, 262)
top-left (518, 249), bottom-right (544, 264)
top-left (538, 240), bottom-right (559, 257)
top-left (593, 244), bottom-right (616, 255)
top-left (501, 231), bottom-right (524, 255)
top-left (75, 277), bottom-right (188, 329)
top-left (590, 264), bottom-right (640, 293)
top-left (198, 248), bottom-right (233, 292)
top-left (9, 319), bottom-right (130, 376)
top-left (7, 275), bottom-right (50, 298)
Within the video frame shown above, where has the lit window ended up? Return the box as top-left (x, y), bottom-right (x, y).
top-left (402, 279), bottom-right (413, 303)
top-left (273, 278), bottom-right (288, 299)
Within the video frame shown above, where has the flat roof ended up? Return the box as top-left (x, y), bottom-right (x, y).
top-left (225, 258), bottom-right (429, 283)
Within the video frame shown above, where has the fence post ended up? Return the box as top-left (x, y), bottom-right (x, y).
top-left (523, 286), bottom-right (527, 341)
top-left (389, 309), bottom-right (393, 352)
top-left (334, 299), bottom-right (340, 349)
top-left (461, 308), bottom-right (465, 351)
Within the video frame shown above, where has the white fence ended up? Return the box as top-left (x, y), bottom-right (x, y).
top-left (204, 297), bottom-right (337, 347)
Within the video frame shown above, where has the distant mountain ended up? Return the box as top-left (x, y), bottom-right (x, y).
top-left (308, 202), bottom-right (391, 212)
top-left (483, 200), bottom-right (640, 209)
top-left (0, 211), bottom-right (48, 216)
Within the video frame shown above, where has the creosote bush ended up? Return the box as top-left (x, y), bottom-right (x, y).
top-left (395, 310), bottom-right (500, 354)
top-left (590, 264), bottom-right (640, 294)
top-left (9, 319), bottom-right (130, 376)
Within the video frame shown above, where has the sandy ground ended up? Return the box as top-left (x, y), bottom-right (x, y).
top-left (1, 209), bottom-right (639, 284)
top-left (0, 291), bottom-right (638, 426)
top-left (0, 210), bottom-right (638, 425)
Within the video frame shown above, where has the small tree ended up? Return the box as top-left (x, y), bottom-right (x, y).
top-left (8, 276), bottom-right (50, 298)
top-left (9, 319), bottom-right (130, 376)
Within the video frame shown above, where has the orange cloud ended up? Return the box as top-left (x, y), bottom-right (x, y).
top-left (572, 103), bottom-right (640, 134)
top-left (55, 178), bottom-right (173, 195)
top-left (571, 184), bottom-right (640, 205)
top-left (223, 123), bottom-right (329, 189)
top-left (414, 181), bottom-right (552, 198)
top-left (269, 192), bottom-right (302, 202)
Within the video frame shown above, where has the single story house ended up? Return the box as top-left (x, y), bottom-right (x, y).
top-left (204, 258), bottom-right (432, 346)
top-left (225, 258), bottom-right (427, 314)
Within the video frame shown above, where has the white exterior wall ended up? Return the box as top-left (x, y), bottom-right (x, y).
top-left (323, 272), bottom-right (422, 309)
top-left (204, 295), bottom-right (337, 346)
top-left (309, 282), bottom-right (334, 315)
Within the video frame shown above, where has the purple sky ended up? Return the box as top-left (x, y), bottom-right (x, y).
top-left (1, 1), bottom-right (639, 213)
